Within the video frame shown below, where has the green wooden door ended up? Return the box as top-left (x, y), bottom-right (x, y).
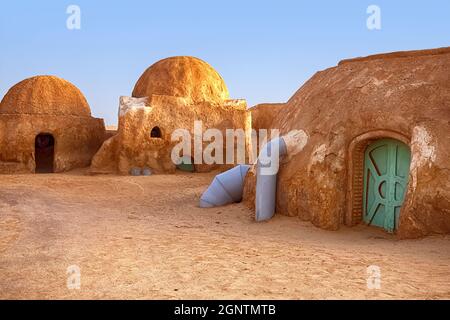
top-left (177, 155), bottom-right (195, 172)
top-left (363, 138), bottom-right (411, 233)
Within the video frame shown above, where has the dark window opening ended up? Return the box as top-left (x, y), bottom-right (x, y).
top-left (35, 134), bottom-right (55, 173)
top-left (150, 126), bottom-right (162, 138)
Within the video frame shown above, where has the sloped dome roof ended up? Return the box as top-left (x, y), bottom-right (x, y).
top-left (0, 75), bottom-right (91, 116)
top-left (132, 56), bottom-right (230, 104)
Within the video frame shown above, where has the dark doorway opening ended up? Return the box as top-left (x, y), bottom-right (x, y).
top-left (150, 126), bottom-right (162, 138)
top-left (35, 134), bottom-right (55, 173)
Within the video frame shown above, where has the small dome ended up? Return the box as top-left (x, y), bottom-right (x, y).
top-left (132, 56), bottom-right (230, 104)
top-left (0, 76), bottom-right (91, 116)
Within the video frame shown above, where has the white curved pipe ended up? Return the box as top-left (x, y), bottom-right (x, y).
top-left (200, 130), bottom-right (308, 221)
top-left (199, 165), bottom-right (250, 208)
top-left (255, 137), bottom-right (287, 221)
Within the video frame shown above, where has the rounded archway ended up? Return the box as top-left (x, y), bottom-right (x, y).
top-left (362, 138), bottom-right (411, 233)
top-left (177, 155), bottom-right (195, 173)
top-left (150, 126), bottom-right (162, 138)
top-left (35, 133), bottom-right (55, 173)
top-left (345, 130), bottom-right (411, 230)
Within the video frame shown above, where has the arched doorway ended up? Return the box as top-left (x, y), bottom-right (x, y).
top-left (35, 134), bottom-right (55, 173)
top-left (363, 138), bottom-right (411, 233)
top-left (177, 155), bottom-right (195, 172)
top-left (150, 126), bottom-right (162, 138)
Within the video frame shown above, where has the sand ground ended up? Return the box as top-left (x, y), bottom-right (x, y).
top-left (0, 170), bottom-right (449, 299)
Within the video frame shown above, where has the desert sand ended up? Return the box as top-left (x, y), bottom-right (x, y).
top-left (0, 170), bottom-right (449, 299)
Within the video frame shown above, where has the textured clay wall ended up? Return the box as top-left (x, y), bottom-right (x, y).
top-left (0, 115), bottom-right (105, 173)
top-left (250, 103), bottom-right (285, 133)
top-left (91, 95), bottom-right (251, 174)
top-left (243, 47), bottom-right (450, 238)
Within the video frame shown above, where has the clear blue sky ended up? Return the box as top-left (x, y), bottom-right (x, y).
top-left (1, 0), bottom-right (449, 125)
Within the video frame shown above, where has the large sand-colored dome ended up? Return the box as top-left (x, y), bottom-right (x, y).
top-left (0, 76), bottom-right (91, 116)
top-left (132, 56), bottom-right (230, 104)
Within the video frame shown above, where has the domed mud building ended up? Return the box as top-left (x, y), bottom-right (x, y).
top-left (243, 47), bottom-right (450, 239)
top-left (0, 76), bottom-right (106, 173)
top-left (91, 56), bottom-right (252, 174)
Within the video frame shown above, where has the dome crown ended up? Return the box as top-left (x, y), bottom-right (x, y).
top-left (132, 56), bottom-right (230, 104)
top-left (0, 75), bottom-right (91, 116)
